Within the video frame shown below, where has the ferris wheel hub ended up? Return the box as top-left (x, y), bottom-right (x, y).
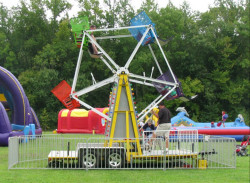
top-left (117, 67), bottom-right (129, 75)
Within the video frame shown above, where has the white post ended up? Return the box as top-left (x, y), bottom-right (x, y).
top-left (124, 26), bottom-right (151, 69)
top-left (91, 72), bottom-right (96, 85)
top-left (148, 44), bottom-right (163, 75)
top-left (150, 67), bottom-right (154, 78)
top-left (71, 32), bottom-right (86, 93)
top-left (150, 27), bottom-right (177, 84)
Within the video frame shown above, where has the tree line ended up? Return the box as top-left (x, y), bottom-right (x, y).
top-left (0, 0), bottom-right (249, 129)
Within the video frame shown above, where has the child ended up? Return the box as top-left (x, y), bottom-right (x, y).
top-left (222, 111), bottom-right (228, 127)
top-left (211, 122), bottom-right (215, 128)
top-left (88, 25), bottom-right (102, 55)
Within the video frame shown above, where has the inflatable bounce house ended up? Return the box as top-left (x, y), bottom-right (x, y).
top-left (0, 66), bottom-right (42, 146)
top-left (171, 107), bottom-right (250, 141)
top-left (57, 108), bottom-right (108, 134)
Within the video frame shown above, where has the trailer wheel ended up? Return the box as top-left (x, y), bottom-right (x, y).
top-left (80, 150), bottom-right (99, 168)
top-left (48, 160), bottom-right (60, 168)
top-left (106, 150), bottom-right (124, 168)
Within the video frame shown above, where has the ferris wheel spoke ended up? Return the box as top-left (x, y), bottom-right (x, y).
top-left (124, 26), bottom-right (151, 69)
top-left (129, 79), bottom-right (154, 87)
top-left (99, 57), bottom-right (117, 74)
top-left (72, 75), bottom-right (117, 98)
top-left (137, 86), bottom-right (177, 122)
top-left (129, 73), bottom-right (177, 86)
top-left (86, 33), bottom-right (120, 70)
top-left (137, 95), bottom-right (162, 118)
top-left (71, 96), bottom-right (111, 121)
top-left (148, 44), bottom-right (163, 75)
top-left (150, 27), bottom-right (177, 84)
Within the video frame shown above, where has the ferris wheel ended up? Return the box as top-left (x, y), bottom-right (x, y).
top-left (70, 12), bottom-right (184, 142)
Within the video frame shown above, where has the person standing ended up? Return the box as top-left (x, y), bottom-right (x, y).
top-left (150, 101), bottom-right (171, 152)
top-left (222, 111), bottom-right (228, 127)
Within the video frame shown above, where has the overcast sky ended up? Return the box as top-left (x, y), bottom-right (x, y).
top-left (0, 0), bottom-right (214, 18)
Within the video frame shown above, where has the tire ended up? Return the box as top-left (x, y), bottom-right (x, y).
top-left (48, 160), bottom-right (60, 168)
top-left (244, 149), bottom-right (248, 156)
top-left (106, 149), bottom-right (124, 168)
top-left (80, 149), bottom-right (99, 168)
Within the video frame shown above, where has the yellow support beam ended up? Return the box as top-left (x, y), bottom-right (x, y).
top-left (108, 74), bottom-right (142, 156)
top-left (109, 74), bottom-right (123, 146)
top-left (124, 74), bottom-right (142, 155)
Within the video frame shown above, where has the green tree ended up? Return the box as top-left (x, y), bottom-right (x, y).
top-left (18, 68), bottom-right (61, 129)
top-left (78, 0), bottom-right (104, 26)
top-left (45, 0), bottom-right (72, 34)
top-left (9, 0), bottom-right (50, 73)
top-left (139, 0), bottom-right (159, 13)
top-left (34, 20), bottom-right (78, 79)
top-left (0, 31), bottom-right (17, 72)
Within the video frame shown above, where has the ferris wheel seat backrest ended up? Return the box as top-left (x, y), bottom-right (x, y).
top-left (153, 71), bottom-right (185, 101)
top-left (51, 80), bottom-right (80, 109)
top-left (129, 11), bottom-right (158, 46)
top-left (70, 16), bottom-right (90, 48)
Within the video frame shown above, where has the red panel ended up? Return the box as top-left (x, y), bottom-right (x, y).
top-left (51, 80), bottom-right (80, 109)
top-left (198, 129), bottom-right (250, 135)
top-left (57, 109), bottom-right (68, 131)
top-left (88, 108), bottom-right (107, 134)
top-left (57, 110), bottom-right (63, 132)
top-left (70, 117), bottom-right (88, 130)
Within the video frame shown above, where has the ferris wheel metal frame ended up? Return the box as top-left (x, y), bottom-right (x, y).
top-left (70, 24), bottom-right (179, 124)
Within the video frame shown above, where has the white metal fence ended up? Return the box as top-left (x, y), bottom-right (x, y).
top-left (8, 130), bottom-right (236, 170)
top-left (200, 135), bottom-right (236, 169)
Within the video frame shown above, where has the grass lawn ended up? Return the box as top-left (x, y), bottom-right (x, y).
top-left (0, 133), bottom-right (249, 183)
